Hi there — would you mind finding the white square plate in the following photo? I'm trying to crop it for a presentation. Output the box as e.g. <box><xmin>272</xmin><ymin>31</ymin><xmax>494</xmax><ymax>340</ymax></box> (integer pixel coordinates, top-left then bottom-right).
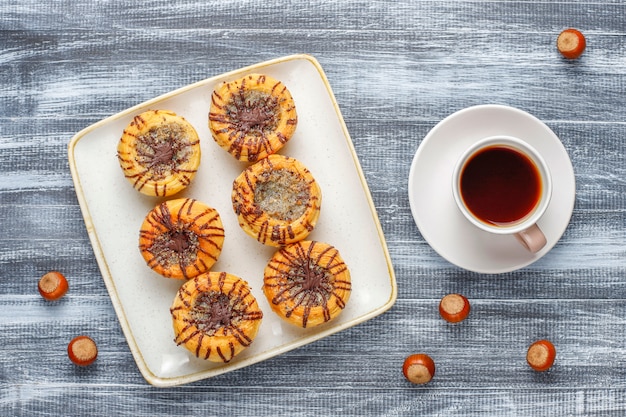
<box><xmin>68</xmin><ymin>54</ymin><xmax>397</xmax><ymax>387</ymax></box>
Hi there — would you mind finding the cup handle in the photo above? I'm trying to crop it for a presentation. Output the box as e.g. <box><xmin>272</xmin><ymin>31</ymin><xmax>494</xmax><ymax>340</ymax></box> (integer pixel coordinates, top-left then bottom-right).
<box><xmin>514</xmin><ymin>224</ymin><xmax>547</xmax><ymax>253</ymax></box>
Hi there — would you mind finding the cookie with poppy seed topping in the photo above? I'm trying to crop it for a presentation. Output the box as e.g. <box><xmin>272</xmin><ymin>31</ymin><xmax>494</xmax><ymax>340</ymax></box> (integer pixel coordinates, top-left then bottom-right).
<box><xmin>232</xmin><ymin>154</ymin><xmax>321</xmax><ymax>247</ymax></box>
<box><xmin>139</xmin><ymin>198</ymin><xmax>225</xmax><ymax>279</ymax></box>
<box><xmin>117</xmin><ymin>110</ymin><xmax>201</xmax><ymax>197</ymax></box>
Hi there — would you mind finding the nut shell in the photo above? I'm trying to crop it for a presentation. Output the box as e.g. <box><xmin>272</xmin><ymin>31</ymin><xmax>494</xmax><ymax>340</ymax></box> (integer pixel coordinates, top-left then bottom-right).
<box><xmin>403</xmin><ymin>354</ymin><xmax>436</xmax><ymax>385</ymax></box>
<box><xmin>439</xmin><ymin>293</ymin><xmax>471</xmax><ymax>323</ymax></box>
<box><xmin>38</xmin><ymin>271</ymin><xmax>69</xmax><ymax>301</ymax></box>
<box><xmin>68</xmin><ymin>336</ymin><xmax>98</xmax><ymax>366</ymax></box>
<box><xmin>526</xmin><ymin>339</ymin><xmax>556</xmax><ymax>372</ymax></box>
<box><xmin>557</xmin><ymin>28</ymin><xmax>586</xmax><ymax>59</ymax></box>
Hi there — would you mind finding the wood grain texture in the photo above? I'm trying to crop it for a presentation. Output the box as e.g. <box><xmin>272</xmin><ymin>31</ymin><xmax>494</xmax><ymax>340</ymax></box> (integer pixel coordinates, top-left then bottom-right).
<box><xmin>1</xmin><ymin>0</ymin><xmax>625</xmax><ymax>415</ymax></box>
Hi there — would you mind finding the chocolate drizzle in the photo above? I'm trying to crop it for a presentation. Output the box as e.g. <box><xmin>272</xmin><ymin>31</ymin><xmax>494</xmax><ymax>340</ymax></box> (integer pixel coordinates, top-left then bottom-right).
<box><xmin>191</xmin><ymin>292</ymin><xmax>234</xmax><ymax>334</ymax></box>
<box><xmin>225</xmin><ymin>87</ymin><xmax>279</xmax><ymax>161</ymax></box>
<box><xmin>231</xmin><ymin>155</ymin><xmax>321</xmax><ymax>247</ymax></box>
<box><xmin>151</xmin><ymin>141</ymin><xmax>175</xmax><ymax>166</ymax></box>
<box><xmin>208</xmin><ymin>74</ymin><xmax>297</xmax><ymax>162</ymax></box>
<box><xmin>264</xmin><ymin>241</ymin><xmax>351</xmax><ymax>328</ymax></box>
<box><xmin>135</xmin><ymin>123</ymin><xmax>195</xmax><ymax>179</ymax></box>
<box><xmin>164</xmin><ymin>229</ymin><xmax>193</xmax><ymax>253</ymax></box>
<box><xmin>170</xmin><ymin>272</ymin><xmax>264</xmax><ymax>362</ymax></box>
<box><xmin>144</xmin><ymin>201</ymin><xmax>200</xmax><ymax>275</ymax></box>
<box><xmin>232</xmin><ymin>96</ymin><xmax>277</xmax><ymax>132</ymax></box>
<box><xmin>117</xmin><ymin>110</ymin><xmax>201</xmax><ymax>197</ymax></box>
<box><xmin>139</xmin><ymin>198</ymin><xmax>225</xmax><ymax>279</ymax></box>
<box><xmin>274</xmin><ymin>244</ymin><xmax>334</xmax><ymax>313</ymax></box>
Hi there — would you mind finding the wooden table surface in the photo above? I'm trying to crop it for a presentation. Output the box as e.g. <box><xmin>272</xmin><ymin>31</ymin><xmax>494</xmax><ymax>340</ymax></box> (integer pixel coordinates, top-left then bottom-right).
<box><xmin>2</xmin><ymin>1</ymin><xmax>625</xmax><ymax>415</ymax></box>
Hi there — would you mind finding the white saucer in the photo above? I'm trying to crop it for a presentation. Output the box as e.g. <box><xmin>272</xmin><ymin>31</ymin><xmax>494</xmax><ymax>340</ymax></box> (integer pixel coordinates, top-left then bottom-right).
<box><xmin>408</xmin><ymin>104</ymin><xmax>575</xmax><ymax>274</ymax></box>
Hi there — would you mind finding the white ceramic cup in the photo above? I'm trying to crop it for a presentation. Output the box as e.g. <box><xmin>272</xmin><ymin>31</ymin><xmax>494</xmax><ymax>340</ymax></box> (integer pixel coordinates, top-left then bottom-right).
<box><xmin>452</xmin><ymin>135</ymin><xmax>552</xmax><ymax>253</ymax></box>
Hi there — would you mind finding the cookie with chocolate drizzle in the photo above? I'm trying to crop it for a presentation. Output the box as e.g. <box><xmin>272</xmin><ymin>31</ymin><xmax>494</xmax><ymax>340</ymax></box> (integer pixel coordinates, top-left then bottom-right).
<box><xmin>263</xmin><ymin>241</ymin><xmax>351</xmax><ymax>328</ymax></box>
<box><xmin>117</xmin><ymin>110</ymin><xmax>201</xmax><ymax>197</ymax></box>
<box><xmin>170</xmin><ymin>272</ymin><xmax>263</xmax><ymax>362</ymax></box>
<box><xmin>139</xmin><ymin>198</ymin><xmax>225</xmax><ymax>279</ymax></box>
<box><xmin>209</xmin><ymin>73</ymin><xmax>297</xmax><ymax>162</ymax></box>
<box><xmin>232</xmin><ymin>154</ymin><xmax>321</xmax><ymax>247</ymax></box>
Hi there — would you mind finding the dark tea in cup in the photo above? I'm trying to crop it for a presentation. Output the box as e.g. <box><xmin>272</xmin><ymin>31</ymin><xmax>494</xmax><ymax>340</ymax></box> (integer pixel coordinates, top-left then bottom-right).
<box><xmin>459</xmin><ymin>145</ymin><xmax>542</xmax><ymax>226</ymax></box>
<box><xmin>452</xmin><ymin>135</ymin><xmax>552</xmax><ymax>253</ymax></box>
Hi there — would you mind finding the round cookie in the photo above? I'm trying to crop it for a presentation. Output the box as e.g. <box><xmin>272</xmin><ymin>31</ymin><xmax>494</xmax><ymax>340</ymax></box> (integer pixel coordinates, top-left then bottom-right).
<box><xmin>170</xmin><ymin>272</ymin><xmax>263</xmax><ymax>362</ymax></box>
<box><xmin>209</xmin><ymin>73</ymin><xmax>297</xmax><ymax>162</ymax></box>
<box><xmin>139</xmin><ymin>198</ymin><xmax>225</xmax><ymax>279</ymax></box>
<box><xmin>231</xmin><ymin>154</ymin><xmax>321</xmax><ymax>247</ymax></box>
<box><xmin>117</xmin><ymin>109</ymin><xmax>201</xmax><ymax>197</ymax></box>
<box><xmin>263</xmin><ymin>241</ymin><xmax>351</xmax><ymax>328</ymax></box>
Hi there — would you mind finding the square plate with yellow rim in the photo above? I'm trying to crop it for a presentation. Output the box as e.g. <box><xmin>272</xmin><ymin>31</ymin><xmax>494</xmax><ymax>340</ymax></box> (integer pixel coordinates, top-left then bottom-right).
<box><xmin>68</xmin><ymin>54</ymin><xmax>397</xmax><ymax>387</ymax></box>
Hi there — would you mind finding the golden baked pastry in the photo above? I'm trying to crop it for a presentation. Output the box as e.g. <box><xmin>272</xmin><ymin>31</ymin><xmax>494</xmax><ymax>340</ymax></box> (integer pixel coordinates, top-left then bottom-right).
<box><xmin>263</xmin><ymin>241</ymin><xmax>351</xmax><ymax>328</ymax></box>
<box><xmin>170</xmin><ymin>271</ymin><xmax>263</xmax><ymax>362</ymax></box>
<box><xmin>117</xmin><ymin>110</ymin><xmax>201</xmax><ymax>197</ymax></box>
<box><xmin>209</xmin><ymin>73</ymin><xmax>297</xmax><ymax>162</ymax></box>
<box><xmin>139</xmin><ymin>198</ymin><xmax>225</xmax><ymax>279</ymax></box>
<box><xmin>232</xmin><ymin>154</ymin><xmax>321</xmax><ymax>247</ymax></box>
